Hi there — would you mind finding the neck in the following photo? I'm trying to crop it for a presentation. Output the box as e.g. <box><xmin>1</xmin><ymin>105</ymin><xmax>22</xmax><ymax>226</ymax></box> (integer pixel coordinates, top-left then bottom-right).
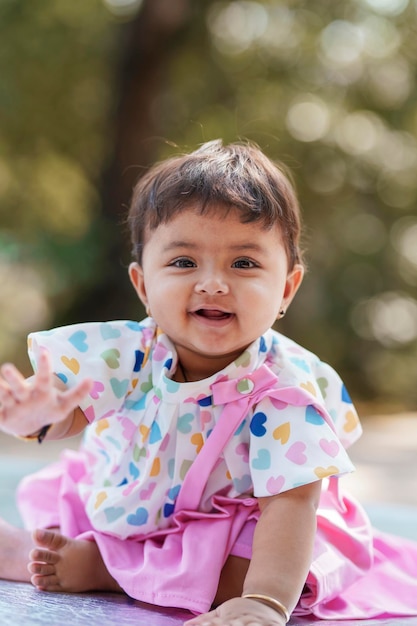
<box><xmin>175</xmin><ymin>346</ymin><xmax>249</xmax><ymax>383</ymax></box>
<box><xmin>177</xmin><ymin>361</ymin><xmax>189</xmax><ymax>383</ymax></box>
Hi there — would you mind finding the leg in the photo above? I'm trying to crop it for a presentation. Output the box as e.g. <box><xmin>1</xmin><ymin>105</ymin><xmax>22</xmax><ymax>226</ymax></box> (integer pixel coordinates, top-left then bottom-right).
<box><xmin>186</xmin><ymin>556</ymin><xmax>283</xmax><ymax>625</ymax></box>
<box><xmin>28</xmin><ymin>528</ymin><xmax>123</xmax><ymax>594</ymax></box>
<box><xmin>213</xmin><ymin>554</ymin><xmax>250</xmax><ymax>606</ymax></box>
<box><xmin>0</xmin><ymin>517</ymin><xmax>35</xmax><ymax>582</ymax></box>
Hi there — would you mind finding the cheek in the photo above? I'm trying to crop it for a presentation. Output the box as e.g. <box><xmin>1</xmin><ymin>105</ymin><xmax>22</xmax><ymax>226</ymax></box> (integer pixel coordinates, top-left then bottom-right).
<box><xmin>146</xmin><ymin>279</ymin><xmax>181</xmax><ymax>306</ymax></box>
<box><xmin>250</xmin><ymin>282</ymin><xmax>284</xmax><ymax>314</ymax></box>
<box><xmin>249</xmin><ymin>277</ymin><xmax>284</xmax><ymax>300</ymax></box>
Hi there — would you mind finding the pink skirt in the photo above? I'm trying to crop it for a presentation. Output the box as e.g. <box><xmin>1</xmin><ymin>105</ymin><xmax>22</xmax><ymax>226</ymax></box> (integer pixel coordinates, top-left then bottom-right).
<box><xmin>17</xmin><ymin>449</ymin><xmax>417</xmax><ymax>619</ymax></box>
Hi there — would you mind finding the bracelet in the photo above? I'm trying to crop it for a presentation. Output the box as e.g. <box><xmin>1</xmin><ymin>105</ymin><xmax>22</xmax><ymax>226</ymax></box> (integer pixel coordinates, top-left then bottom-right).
<box><xmin>18</xmin><ymin>424</ymin><xmax>52</xmax><ymax>444</ymax></box>
<box><xmin>242</xmin><ymin>593</ymin><xmax>290</xmax><ymax>623</ymax></box>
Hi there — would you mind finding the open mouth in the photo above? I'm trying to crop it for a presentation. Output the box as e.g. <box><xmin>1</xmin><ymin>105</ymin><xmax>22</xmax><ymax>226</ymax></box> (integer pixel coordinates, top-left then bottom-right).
<box><xmin>194</xmin><ymin>309</ymin><xmax>233</xmax><ymax>321</ymax></box>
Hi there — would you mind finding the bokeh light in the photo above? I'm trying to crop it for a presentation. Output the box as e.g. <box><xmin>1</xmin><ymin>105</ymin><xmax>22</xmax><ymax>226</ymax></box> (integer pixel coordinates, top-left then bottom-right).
<box><xmin>359</xmin><ymin>0</ymin><xmax>409</xmax><ymax>16</ymax></box>
<box><xmin>351</xmin><ymin>292</ymin><xmax>417</xmax><ymax>346</ymax></box>
<box><xmin>207</xmin><ymin>1</ymin><xmax>268</xmax><ymax>55</ymax></box>
<box><xmin>286</xmin><ymin>96</ymin><xmax>330</xmax><ymax>142</ymax></box>
<box><xmin>103</xmin><ymin>0</ymin><xmax>143</xmax><ymax>18</ymax></box>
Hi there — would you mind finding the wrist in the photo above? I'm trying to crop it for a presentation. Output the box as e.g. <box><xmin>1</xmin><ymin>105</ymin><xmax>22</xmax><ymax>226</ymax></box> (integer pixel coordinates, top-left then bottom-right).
<box><xmin>241</xmin><ymin>593</ymin><xmax>290</xmax><ymax>623</ymax></box>
<box><xmin>18</xmin><ymin>423</ymin><xmax>52</xmax><ymax>444</ymax></box>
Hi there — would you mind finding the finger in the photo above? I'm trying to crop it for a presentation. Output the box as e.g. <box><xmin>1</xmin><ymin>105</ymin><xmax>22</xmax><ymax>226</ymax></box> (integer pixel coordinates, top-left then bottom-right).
<box><xmin>0</xmin><ymin>377</ymin><xmax>13</xmax><ymax>402</ymax></box>
<box><xmin>184</xmin><ymin>611</ymin><xmax>222</xmax><ymax>625</ymax></box>
<box><xmin>32</xmin><ymin>350</ymin><xmax>54</xmax><ymax>393</ymax></box>
<box><xmin>0</xmin><ymin>363</ymin><xmax>31</xmax><ymax>402</ymax></box>
<box><xmin>0</xmin><ymin>382</ymin><xmax>19</xmax><ymax>411</ymax></box>
<box><xmin>57</xmin><ymin>378</ymin><xmax>93</xmax><ymax>414</ymax></box>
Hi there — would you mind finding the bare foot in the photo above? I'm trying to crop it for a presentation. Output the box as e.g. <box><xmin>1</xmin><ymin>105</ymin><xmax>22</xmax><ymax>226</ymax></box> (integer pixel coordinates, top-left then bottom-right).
<box><xmin>0</xmin><ymin>517</ymin><xmax>34</xmax><ymax>582</ymax></box>
<box><xmin>28</xmin><ymin>528</ymin><xmax>122</xmax><ymax>593</ymax></box>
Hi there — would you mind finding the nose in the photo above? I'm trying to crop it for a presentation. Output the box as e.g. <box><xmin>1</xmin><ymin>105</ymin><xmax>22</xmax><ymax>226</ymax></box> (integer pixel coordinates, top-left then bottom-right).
<box><xmin>195</xmin><ymin>272</ymin><xmax>229</xmax><ymax>295</ymax></box>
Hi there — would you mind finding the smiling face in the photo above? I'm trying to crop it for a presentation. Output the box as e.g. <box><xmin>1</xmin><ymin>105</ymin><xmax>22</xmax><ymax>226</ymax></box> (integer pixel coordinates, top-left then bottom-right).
<box><xmin>129</xmin><ymin>205</ymin><xmax>304</xmax><ymax>380</ymax></box>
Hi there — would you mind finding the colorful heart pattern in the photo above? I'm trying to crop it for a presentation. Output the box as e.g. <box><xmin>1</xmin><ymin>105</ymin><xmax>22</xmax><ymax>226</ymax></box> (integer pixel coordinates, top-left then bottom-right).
<box><xmin>28</xmin><ymin>319</ymin><xmax>360</xmax><ymax>536</ymax></box>
<box><xmin>250</xmin><ymin>412</ymin><xmax>267</xmax><ymax>437</ymax></box>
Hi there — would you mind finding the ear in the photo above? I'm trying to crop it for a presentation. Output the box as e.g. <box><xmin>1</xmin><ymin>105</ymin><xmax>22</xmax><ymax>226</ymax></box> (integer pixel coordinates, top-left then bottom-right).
<box><xmin>279</xmin><ymin>264</ymin><xmax>304</xmax><ymax>318</ymax></box>
<box><xmin>128</xmin><ymin>262</ymin><xmax>148</xmax><ymax>309</ymax></box>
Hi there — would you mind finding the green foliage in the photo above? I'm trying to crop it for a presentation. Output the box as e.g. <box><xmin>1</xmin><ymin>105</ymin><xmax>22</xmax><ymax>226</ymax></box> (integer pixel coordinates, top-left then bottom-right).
<box><xmin>0</xmin><ymin>0</ymin><xmax>117</xmax><ymax>371</ymax></box>
<box><xmin>1</xmin><ymin>0</ymin><xmax>417</xmax><ymax>406</ymax></box>
<box><xmin>154</xmin><ymin>0</ymin><xmax>417</xmax><ymax>406</ymax></box>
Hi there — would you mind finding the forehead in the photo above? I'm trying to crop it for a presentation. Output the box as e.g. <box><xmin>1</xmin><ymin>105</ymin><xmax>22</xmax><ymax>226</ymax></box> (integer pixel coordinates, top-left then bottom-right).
<box><xmin>142</xmin><ymin>205</ymin><xmax>285</xmax><ymax>254</ymax></box>
<box><xmin>144</xmin><ymin>203</ymin><xmax>283</xmax><ymax>241</ymax></box>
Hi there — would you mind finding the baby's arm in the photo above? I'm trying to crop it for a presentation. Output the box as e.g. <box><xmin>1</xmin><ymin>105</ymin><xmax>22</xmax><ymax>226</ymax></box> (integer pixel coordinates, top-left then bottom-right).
<box><xmin>243</xmin><ymin>480</ymin><xmax>321</xmax><ymax>611</ymax></box>
<box><xmin>0</xmin><ymin>349</ymin><xmax>92</xmax><ymax>441</ymax></box>
<box><xmin>185</xmin><ymin>479</ymin><xmax>321</xmax><ymax>626</ymax></box>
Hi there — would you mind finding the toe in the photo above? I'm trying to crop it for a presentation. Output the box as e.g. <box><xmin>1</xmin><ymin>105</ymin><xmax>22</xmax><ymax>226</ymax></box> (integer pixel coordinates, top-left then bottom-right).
<box><xmin>29</xmin><ymin>547</ymin><xmax>59</xmax><ymax>564</ymax></box>
<box><xmin>32</xmin><ymin>528</ymin><xmax>67</xmax><ymax>551</ymax></box>
<box><xmin>31</xmin><ymin>573</ymin><xmax>62</xmax><ymax>592</ymax></box>
<box><xmin>28</xmin><ymin>561</ymin><xmax>56</xmax><ymax>576</ymax></box>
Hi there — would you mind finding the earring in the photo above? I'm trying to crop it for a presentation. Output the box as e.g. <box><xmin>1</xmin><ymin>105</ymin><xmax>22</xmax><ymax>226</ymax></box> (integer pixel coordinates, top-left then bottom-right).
<box><xmin>146</xmin><ymin>305</ymin><xmax>152</xmax><ymax>317</ymax></box>
<box><xmin>279</xmin><ymin>309</ymin><xmax>286</xmax><ymax>318</ymax></box>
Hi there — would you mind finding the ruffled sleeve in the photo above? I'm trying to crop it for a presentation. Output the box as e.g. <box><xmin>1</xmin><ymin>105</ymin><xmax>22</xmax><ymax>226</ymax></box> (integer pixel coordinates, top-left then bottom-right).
<box><xmin>311</xmin><ymin>359</ymin><xmax>362</xmax><ymax>450</ymax></box>
<box><xmin>248</xmin><ymin>340</ymin><xmax>362</xmax><ymax>498</ymax></box>
<box><xmin>27</xmin><ymin>320</ymin><xmax>151</xmax><ymax>423</ymax></box>
<box><xmin>248</xmin><ymin>393</ymin><xmax>357</xmax><ymax>497</ymax></box>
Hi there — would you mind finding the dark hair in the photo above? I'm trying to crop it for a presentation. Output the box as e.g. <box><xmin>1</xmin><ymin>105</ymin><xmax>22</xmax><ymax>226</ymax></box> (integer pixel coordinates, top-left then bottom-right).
<box><xmin>128</xmin><ymin>139</ymin><xmax>303</xmax><ymax>269</ymax></box>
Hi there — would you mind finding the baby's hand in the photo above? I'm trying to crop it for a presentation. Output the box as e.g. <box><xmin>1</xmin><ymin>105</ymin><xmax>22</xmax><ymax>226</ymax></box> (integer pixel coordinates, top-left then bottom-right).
<box><xmin>184</xmin><ymin>597</ymin><xmax>287</xmax><ymax>626</ymax></box>
<box><xmin>0</xmin><ymin>349</ymin><xmax>92</xmax><ymax>438</ymax></box>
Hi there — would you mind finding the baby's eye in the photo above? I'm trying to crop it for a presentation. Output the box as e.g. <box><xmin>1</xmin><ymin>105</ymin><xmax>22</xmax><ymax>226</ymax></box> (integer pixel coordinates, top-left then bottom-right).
<box><xmin>232</xmin><ymin>258</ymin><xmax>258</xmax><ymax>269</ymax></box>
<box><xmin>170</xmin><ymin>257</ymin><xmax>196</xmax><ymax>268</ymax></box>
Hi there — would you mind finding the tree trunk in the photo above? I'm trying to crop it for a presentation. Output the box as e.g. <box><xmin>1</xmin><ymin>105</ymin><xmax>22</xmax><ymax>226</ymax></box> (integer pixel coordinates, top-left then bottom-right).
<box><xmin>63</xmin><ymin>0</ymin><xmax>192</xmax><ymax>324</ymax></box>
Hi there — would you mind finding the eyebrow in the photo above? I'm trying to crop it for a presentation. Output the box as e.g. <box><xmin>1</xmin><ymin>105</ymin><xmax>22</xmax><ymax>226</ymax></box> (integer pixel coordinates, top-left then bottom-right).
<box><xmin>162</xmin><ymin>241</ymin><xmax>196</xmax><ymax>251</ymax></box>
<box><xmin>230</xmin><ymin>243</ymin><xmax>265</xmax><ymax>252</ymax></box>
<box><xmin>162</xmin><ymin>241</ymin><xmax>265</xmax><ymax>253</ymax></box>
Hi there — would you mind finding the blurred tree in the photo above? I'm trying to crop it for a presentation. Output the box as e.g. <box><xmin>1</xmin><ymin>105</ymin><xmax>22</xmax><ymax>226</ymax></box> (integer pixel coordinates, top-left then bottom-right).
<box><xmin>60</xmin><ymin>0</ymin><xmax>193</xmax><ymax>324</ymax></box>
<box><xmin>1</xmin><ymin>0</ymin><xmax>416</xmax><ymax>408</ymax></box>
<box><xmin>0</xmin><ymin>0</ymin><xmax>115</xmax><ymax>368</ymax></box>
